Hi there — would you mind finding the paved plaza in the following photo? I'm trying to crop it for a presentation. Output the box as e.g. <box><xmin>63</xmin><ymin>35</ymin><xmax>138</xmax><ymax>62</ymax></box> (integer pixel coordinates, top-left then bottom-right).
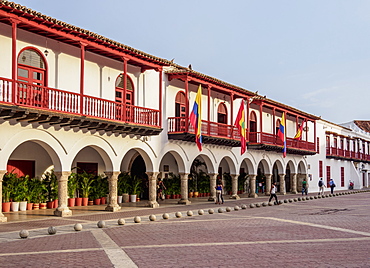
<box><xmin>0</xmin><ymin>191</ymin><xmax>369</xmax><ymax>267</ymax></box>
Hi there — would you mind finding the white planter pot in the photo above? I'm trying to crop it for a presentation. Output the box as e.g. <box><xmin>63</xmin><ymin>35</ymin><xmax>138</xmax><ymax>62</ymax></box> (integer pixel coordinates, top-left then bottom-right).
<box><xmin>130</xmin><ymin>194</ymin><xmax>137</xmax><ymax>202</ymax></box>
<box><xmin>117</xmin><ymin>195</ymin><xmax>123</xmax><ymax>204</ymax></box>
<box><xmin>19</xmin><ymin>201</ymin><xmax>27</xmax><ymax>211</ymax></box>
<box><xmin>11</xmin><ymin>201</ymin><xmax>19</xmax><ymax>212</ymax></box>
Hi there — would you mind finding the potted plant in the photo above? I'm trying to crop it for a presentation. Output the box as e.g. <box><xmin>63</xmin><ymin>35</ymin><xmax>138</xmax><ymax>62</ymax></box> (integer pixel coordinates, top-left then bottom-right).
<box><xmin>67</xmin><ymin>172</ymin><xmax>78</xmax><ymax>207</ymax></box>
<box><xmin>79</xmin><ymin>172</ymin><xmax>93</xmax><ymax>206</ymax></box>
<box><xmin>100</xmin><ymin>175</ymin><xmax>108</xmax><ymax>204</ymax></box>
<box><xmin>2</xmin><ymin>174</ymin><xmax>11</xmax><ymax>213</ymax></box>
<box><xmin>130</xmin><ymin>176</ymin><xmax>142</xmax><ymax>202</ymax></box>
<box><xmin>118</xmin><ymin>172</ymin><xmax>131</xmax><ymax>203</ymax></box>
<box><xmin>18</xmin><ymin>176</ymin><xmax>28</xmax><ymax>211</ymax></box>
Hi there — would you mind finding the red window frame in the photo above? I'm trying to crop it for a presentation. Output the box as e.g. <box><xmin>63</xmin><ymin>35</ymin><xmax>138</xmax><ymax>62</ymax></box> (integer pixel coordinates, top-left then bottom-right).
<box><xmin>319</xmin><ymin>161</ymin><xmax>323</xmax><ymax>178</ymax></box>
<box><xmin>326</xmin><ymin>166</ymin><xmax>331</xmax><ymax>186</ymax></box>
<box><xmin>340</xmin><ymin>167</ymin><xmax>344</xmax><ymax>187</ymax></box>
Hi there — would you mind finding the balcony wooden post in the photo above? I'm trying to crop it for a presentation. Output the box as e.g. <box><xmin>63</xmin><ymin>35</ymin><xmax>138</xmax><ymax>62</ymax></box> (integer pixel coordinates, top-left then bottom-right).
<box><xmin>79</xmin><ymin>42</ymin><xmax>87</xmax><ymax>114</ymax></box>
<box><xmin>122</xmin><ymin>57</ymin><xmax>129</xmax><ymax>122</ymax></box>
<box><xmin>230</xmin><ymin>92</ymin><xmax>234</xmax><ymax>127</ymax></box>
<box><xmin>158</xmin><ymin>67</ymin><xmax>163</xmax><ymax>127</ymax></box>
<box><xmin>10</xmin><ymin>18</ymin><xmax>19</xmax><ymax>104</ymax></box>
<box><xmin>185</xmin><ymin>77</ymin><xmax>189</xmax><ymax>132</ymax></box>
<box><xmin>207</xmin><ymin>85</ymin><xmax>211</xmax><ymax>136</ymax></box>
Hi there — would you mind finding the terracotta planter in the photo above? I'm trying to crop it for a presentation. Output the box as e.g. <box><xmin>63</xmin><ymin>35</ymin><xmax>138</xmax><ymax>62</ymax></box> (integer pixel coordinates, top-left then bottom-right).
<box><xmin>82</xmin><ymin>198</ymin><xmax>89</xmax><ymax>206</ymax></box>
<box><xmin>88</xmin><ymin>200</ymin><xmax>94</xmax><ymax>206</ymax></box>
<box><xmin>75</xmin><ymin>197</ymin><xmax>82</xmax><ymax>206</ymax></box>
<box><xmin>54</xmin><ymin>199</ymin><xmax>58</xmax><ymax>208</ymax></box>
<box><xmin>100</xmin><ymin>197</ymin><xmax>106</xmax><ymax>204</ymax></box>
<box><xmin>166</xmin><ymin>194</ymin><xmax>171</xmax><ymax>199</ymax></box>
<box><xmin>33</xmin><ymin>203</ymin><xmax>40</xmax><ymax>210</ymax></box>
<box><xmin>40</xmin><ymin>203</ymin><xmax>47</xmax><ymax>209</ymax></box>
<box><xmin>47</xmin><ymin>201</ymin><xmax>54</xmax><ymax>209</ymax></box>
<box><xmin>26</xmin><ymin>203</ymin><xmax>33</xmax><ymax>210</ymax></box>
<box><xmin>188</xmin><ymin>192</ymin><xmax>194</xmax><ymax>198</ymax></box>
<box><xmin>94</xmin><ymin>198</ymin><xmax>101</xmax><ymax>205</ymax></box>
<box><xmin>136</xmin><ymin>197</ymin><xmax>140</xmax><ymax>202</ymax></box>
<box><xmin>193</xmin><ymin>192</ymin><xmax>199</xmax><ymax>198</ymax></box>
<box><xmin>68</xmin><ymin>198</ymin><xmax>75</xmax><ymax>207</ymax></box>
<box><xmin>122</xmin><ymin>194</ymin><xmax>129</xmax><ymax>203</ymax></box>
<box><xmin>2</xmin><ymin>202</ymin><xmax>11</xmax><ymax>212</ymax></box>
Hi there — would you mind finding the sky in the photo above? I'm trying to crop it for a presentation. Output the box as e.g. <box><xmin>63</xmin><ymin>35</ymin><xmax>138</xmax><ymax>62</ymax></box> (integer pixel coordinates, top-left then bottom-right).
<box><xmin>13</xmin><ymin>0</ymin><xmax>370</xmax><ymax>124</ymax></box>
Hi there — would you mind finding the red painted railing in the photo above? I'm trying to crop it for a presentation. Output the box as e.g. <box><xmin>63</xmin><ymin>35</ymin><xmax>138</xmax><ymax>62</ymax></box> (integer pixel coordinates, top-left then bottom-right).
<box><xmin>0</xmin><ymin>77</ymin><xmax>159</xmax><ymax>127</ymax></box>
<box><xmin>249</xmin><ymin>132</ymin><xmax>315</xmax><ymax>151</ymax></box>
<box><xmin>327</xmin><ymin>146</ymin><xmax>370</xmax><ymax>162</ymax></box>
<box><xmin>168</xmin><ymin>117</ymin><xmax>241</xmax><ymax>140</ymax></box>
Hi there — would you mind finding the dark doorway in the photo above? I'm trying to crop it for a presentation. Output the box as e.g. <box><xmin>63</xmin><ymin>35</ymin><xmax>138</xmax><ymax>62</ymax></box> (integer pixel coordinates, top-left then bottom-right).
<box><xmin>131</xmin><ymin>155</ymin><xmax>149</xmax><ymax>200</ymax></box>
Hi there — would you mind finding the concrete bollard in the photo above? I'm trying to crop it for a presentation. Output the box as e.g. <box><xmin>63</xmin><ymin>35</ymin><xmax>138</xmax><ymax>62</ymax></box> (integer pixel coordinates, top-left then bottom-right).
<box><xmin>118</xmin><ymin>218</ymin><xmax>125</xmax><ymax>225</ymax></box>
<box><xmin>198</xmin><ymin>209</ymin><xmax>204</xmax><ymax>215</ymax></box>
<box><xmin>187</xmin><ymin>211</ymin><xmax>193</xmax><ymax>216</ymax></box>
<box><xmin>19</xmin><ymin>230</ymin><xmax>29</xmax><ymax>239</ymax></box>
<box><xmin>175</xmin><ymin>212</ymin><xmax>182</xmax><ymax>218</ymax></box>
<box><xmin>97</xmin><ymin>221</ymin><xmax>106</xmax><ymax>228</ymax></box>
<box><xmin>149</xmin><ymin>215</ymin><xmax>156</xmax><ymax>221</ymax></box>
<box><xmin>74</xmin><ymin>223</ymin><xmax>83</xmax><ymax>231</ymax></box>
<box><xmin>163</xmin><ymin>213</ymin><xmax>169</xmax><ymax>219</ymax></box>
<box><xmin>134</xmin><ymin>216</ymin><xmax>141</xmax><ymax>223</ymax></box>
<box><xmin>48</xmin><ymin>226</ymin><xmax>57</xmax><ymax>235</ymax></box>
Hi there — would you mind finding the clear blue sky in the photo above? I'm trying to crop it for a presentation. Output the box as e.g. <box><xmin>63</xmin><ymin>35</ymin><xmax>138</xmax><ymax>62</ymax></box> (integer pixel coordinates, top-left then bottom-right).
<box><xmin>14</xmin><ymin>0</ymin><xmax>370</xmax><ymax>124</ymax></box>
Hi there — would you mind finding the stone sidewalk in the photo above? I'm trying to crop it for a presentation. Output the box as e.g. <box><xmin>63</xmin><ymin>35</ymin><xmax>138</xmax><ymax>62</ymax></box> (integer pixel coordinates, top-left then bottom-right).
<box><xmin>0</xmin><ymin>190</ymin><xmax>369</xmax><ymax>267</ymax></box>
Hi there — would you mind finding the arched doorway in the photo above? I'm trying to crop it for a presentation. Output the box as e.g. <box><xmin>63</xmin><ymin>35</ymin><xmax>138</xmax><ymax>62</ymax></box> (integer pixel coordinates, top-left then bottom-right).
<box><xmin>130</xmin><ymin>155</ymin><xmax>149</xmax><ymax>200</ymax></box>
<box><xmin>285</xmin><ymin>165</ymin><xmax>291</xmax><ymax>192</ymax></box>
<box><xmin>17</xmin><ymin>47</ymin><xmax>47</xmax><ymax>106</ymax></box>
<box><xmin>175</xmin><ymin>91</ymin><xmax>186</xmax><ymax>131</ymax></box>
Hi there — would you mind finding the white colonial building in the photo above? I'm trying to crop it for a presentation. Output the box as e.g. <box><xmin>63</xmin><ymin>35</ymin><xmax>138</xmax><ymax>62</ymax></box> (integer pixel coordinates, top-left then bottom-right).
<box><xmin>0</xmin><ymin>1</ymin><xmax>368</xmax><ymax>222</ymax></box>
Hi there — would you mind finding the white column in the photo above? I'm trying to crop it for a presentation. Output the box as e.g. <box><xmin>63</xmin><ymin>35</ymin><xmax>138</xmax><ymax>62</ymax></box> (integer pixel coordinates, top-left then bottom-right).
<box><xmin>249</xmin><ymin>174</ymin><xmax>258</xmax><ymax>198</ymax></box>
<box><xmin>208</xmin><ymin>173</ymin><xmax>217</xmax><ymax>201</ymax></box>
<box><xmin>146</xmin><ymin>172</ymin><xmax>159</xmax><ymax>208</ymax></box>
<box><xmin>279</xmin><ymin>174</ymin><xmax>286</xmax><ymax>195</ymax></box>
<box><xmin>291</xmin><ymin>173</ymin><xmax>298</xmax><ymax>194</ymax></box>
<box><xmin>178</xmin><ymin>173</ymin><xmax>191</xmax><ymax>205</ymax></box>
<box><xmin>0</xmin><ymin>170</ymin><xmax>7</xmax><ymax>222</ymax></box>
<box><xmin>231</xmin><ymin>174</ymin><xmax>240</xmax><ymax>199</ymax></box>
<box><xmin>265</xmin><ymin>174</ymin><xmax>272</xmax><ymax>196</ymax></box>
<box><xmin>105</xmin><ymin>171</ymin><xmax>121</xmax><ymax>212</ymax></box>
<box><xmin>54</xmin><ymin>171</ymin><xmax>73</xmax><ymax>217</ymax></box>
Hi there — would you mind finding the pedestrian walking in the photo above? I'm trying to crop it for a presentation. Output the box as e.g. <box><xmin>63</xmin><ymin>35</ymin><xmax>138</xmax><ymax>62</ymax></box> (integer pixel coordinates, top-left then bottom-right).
<box><xmin>268</xmin><ymin>182</ymin><xmax>279</xmax><ymax>204</ymax></box>
<box><xmin>157</xmin><ymin>179</ymin><xmax>166</xmax><ymax>201</ymax></box>
<box><xmin>318</xmin><ymin>178</ymin><xmax>325</xmax><ymax>195</ymax></box>
<box><xmin>329</xmin><ymin>179</ymin><xmax>336</xmax><ymax>194</ymax></box>
<box><xmin>215</xmin><ymin>180</ymin><xmax>224</xmax><ymax>204</ymax></box>
<box><xmin>302</xmin><ymin>178</ymin><xmax>308</xmax><ymax>195</ymax></box>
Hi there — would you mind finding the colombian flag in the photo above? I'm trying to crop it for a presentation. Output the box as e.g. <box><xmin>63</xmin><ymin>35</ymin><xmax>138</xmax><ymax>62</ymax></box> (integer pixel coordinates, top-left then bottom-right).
<box><xmin>277</xmin><ymin>112</ymin><xmax>287</xmax><ymax>157</ymax></box>
<box><xmin>189</xmin><ymin>85</ymin><xmax>202</xmax><ymax>151</ymax></box>
<box><xmin>294</xmin><ymin>120</ymin><xmax>305</xmax><ymax>140</ymax></box>
<box><xmin>234</xmin><ymin>99</ymin><xmax>246</xmax><ymax>154</ymax></box>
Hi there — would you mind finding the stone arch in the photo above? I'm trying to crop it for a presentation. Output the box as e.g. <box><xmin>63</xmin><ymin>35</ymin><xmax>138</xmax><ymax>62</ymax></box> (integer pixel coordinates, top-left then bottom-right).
<box><xmin>68</xmin><ymin>136</ymin><xmax>115</xmax><ymax>172</ymax></box>
<box><xmin>158</xmin><ymin>150</ymin><xmax>186</xmax><ymax>176</ymax></box>
<box><xmin>120</xmin><ymin>148</ymin><xmax>154</xmax><ymax>173</ymax></box>
<box><xmin>0</xmin><ymin>129</ymin><xmax>64</xmax><ymax>172</ymax></box>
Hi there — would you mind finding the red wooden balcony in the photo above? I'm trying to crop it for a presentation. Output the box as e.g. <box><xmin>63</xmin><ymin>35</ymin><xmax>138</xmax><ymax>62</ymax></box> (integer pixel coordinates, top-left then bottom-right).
<box><xmin>168</xmin><ymin>117</ymin><xmax>242</xmax><ymax>146</ymax></box>
<box><xmin>326</xmin><ymin>146</ymin><xmax>370</xmax><ymax>162</ymax></box>
<box><xmin>248</xmin><ymin>132</ymin><xmax>316</xmax><ymax>155</ymax></box>
<box><xmin>0</xmin><ymin>77</ymin><xmax>161</xmax><ymax>135</ymax></box>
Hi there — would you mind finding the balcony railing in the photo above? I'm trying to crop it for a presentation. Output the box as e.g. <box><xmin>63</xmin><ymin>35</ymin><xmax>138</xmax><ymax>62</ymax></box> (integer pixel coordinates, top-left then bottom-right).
<box><xmin>326</xmin><ymin>147</ymin><xmax>370</xmax><ymax>162</ymax></box>
<box><xmin>0</xmin><ymin>77</ymin><xmax>159</xmax><ymax>128</ymax></box>
<box><xmin>249</xmin><ymin>132</ymin><xmax>315</xmax><ymax>151</ymax></box>
<box><xmin>168</xmin><ymin>117</ymin><xmax>241</xmax><ymax>140</ymax></box>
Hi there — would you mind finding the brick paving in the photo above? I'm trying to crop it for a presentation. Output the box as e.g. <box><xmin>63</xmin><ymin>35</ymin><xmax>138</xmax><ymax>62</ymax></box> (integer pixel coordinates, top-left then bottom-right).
<box><xmin>0</xmin><ymin>191</ymin><xmax>369</xmax><ymax>267</ymax></box>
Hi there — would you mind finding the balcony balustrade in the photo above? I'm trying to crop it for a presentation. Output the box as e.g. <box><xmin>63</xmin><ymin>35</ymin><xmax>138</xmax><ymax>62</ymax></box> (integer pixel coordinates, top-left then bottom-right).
<box><xmin>0</xmin><ymin>77</ymin><xmax>160</xmax><ymax>133</ymax></box>
<box><xmin>326</xmin><ymin>146</ymin><xmax>370</xmax><ymax>162</ymax></box>
<box><xmin>168</xmin><ymin>117</ymin><xmax>241</xmax><ymax>146</ymax></box>
<box><xmin>248</xmin><ymin>131</ymin><xmax>316</xmax><ymax>154</ymax></box>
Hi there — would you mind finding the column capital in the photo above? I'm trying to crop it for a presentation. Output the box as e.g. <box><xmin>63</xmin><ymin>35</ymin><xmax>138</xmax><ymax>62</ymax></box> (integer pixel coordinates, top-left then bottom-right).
<box><xmin>146</xmin><ymin>171</ymin><xmax>160</xmax><ymax>179</ymax></box>
<box><xmin>54</xmin><ymin>171</ymin><xmax>71</xmax><ymax>182</ymax></box>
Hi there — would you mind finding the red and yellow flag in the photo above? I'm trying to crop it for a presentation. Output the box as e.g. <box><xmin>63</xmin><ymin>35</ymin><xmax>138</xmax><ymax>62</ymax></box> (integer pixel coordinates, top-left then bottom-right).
<box><xmin>234</xmin><ymin>99</ymin><xmax>246</xmax><ymax>154</ymax></box>
<box><xmin>189</xmin><ymin>85</ymin><xmax>202</xmax><ymax>151</ymax></box>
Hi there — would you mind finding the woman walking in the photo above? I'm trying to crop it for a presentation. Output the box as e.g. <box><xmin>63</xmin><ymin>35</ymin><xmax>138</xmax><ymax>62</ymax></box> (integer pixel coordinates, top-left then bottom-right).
<box><xmin>269</xmin><ymin>182</ymin><xmax>279</xmax><ymax>205</ymax></box>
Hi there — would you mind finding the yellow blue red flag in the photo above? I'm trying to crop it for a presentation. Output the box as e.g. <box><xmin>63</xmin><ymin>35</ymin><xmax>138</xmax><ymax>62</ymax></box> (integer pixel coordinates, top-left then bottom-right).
<box><xmin>189</xmin><ymin>85</ymin><xmax>202</xmax><ymax>151</ymax></box>
<box><xmin>277</xmin><ymin>112</ymin><xmax>287</xmax><ymax>157</ymax></box>
<box><xmin>234</xmin><ymin>99</ymin><xmax>246</xmax><ymax>154</ymax></box>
